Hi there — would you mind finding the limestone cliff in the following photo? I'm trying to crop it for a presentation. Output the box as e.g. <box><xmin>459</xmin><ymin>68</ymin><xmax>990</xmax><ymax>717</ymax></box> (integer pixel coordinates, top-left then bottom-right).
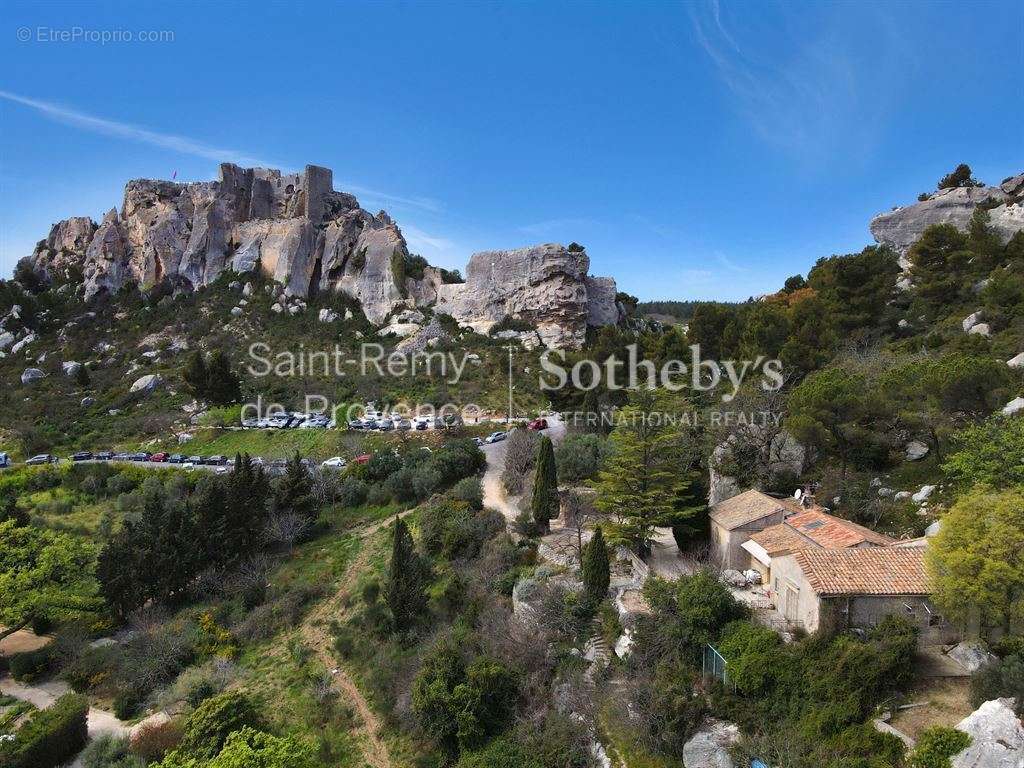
<box><xmin>871</xmin><ymin>172</ymin><xmax>1024</xmax><ymax>257</ymax></box>
<box><xmin>23</xmin><ymin>164</ymin><xmax>622</xmax><ymax>347</ymax></box>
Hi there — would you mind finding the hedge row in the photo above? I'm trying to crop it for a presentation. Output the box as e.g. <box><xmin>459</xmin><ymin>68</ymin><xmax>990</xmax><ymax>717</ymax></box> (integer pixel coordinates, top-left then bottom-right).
<box><xmin>0</xmin><ymin>693</ymin><xmax>88</xmax><ymax>768</ymax></box>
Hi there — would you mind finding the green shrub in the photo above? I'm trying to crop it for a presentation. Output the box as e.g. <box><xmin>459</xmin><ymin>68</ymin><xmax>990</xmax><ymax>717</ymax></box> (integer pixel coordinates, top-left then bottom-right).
<box><xmin>0</xmin><ymin>692</ymin><xmax>88</xmax><ymax>768</ymax></box>
<box><xmin>554</xmin><ymin>434</ymin><xmax>609</xmax><ymax>484</ymax></box>
<box><xmin>80</xmin><ymin>734</ymin><xmax>145</xmax><ymax>768</ymax></box>
<box><xmin>336</xmin><ymin>477</ymin><xmax>368</xmax><ymax>508</ymax></box>
<box><xmin>174</xmin><ymin>691</ymin><xmax>264</xmax><ymax>760</ymax></box>
<box><xmin>970</xmin><ymin>655</ymin><xmax>1024</xmax><ymax>714</ymax></box>
<box><xmin>8</xmin><ymin>646</ymin><xmax>53</xmax><ymax>683</ymax></box>
<box><xmin>907</xmin><ymin>726</ymin><xmax>971</xmax><ymax>768</ymax></box>
<box><xmin>456</xmin><ymin>738</ymin><xmax>542</xmax><ymax>768</ymax></box>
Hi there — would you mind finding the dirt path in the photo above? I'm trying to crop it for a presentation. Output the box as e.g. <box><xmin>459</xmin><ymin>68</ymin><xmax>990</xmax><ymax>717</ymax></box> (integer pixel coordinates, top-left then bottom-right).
<box><xmin>299</xmin><ymin>527</ymin><xmax>395</xmax><ymax>768</ymax></box>
<box><xmin>0</xmin><ymin>676</ymin><xmax>129</xmax><ymax>739</ymax></box>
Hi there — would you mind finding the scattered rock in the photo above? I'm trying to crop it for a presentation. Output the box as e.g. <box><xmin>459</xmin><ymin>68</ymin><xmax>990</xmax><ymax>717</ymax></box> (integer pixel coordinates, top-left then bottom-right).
<box><xmin>271</xmin><ymin>302</ymin><xmax>284</xmax><ymax>314</ymax></box>
<box><xmin>228</xmin><ymin>280</ymin><xmax>241</xmax><ymax>291</ymax></box>
<box><xmin>1003</xmin><ymin>397</ymin><xmax>1024</xmax><ymax>417</ymax></box>
<box><xmin>81</xmin><ymin>396</ymin><xmax>96</xmax><ymax>407</ymax></box>
<box><xmin>962</xmin><ymin>311</ymin><xmax>984</xmax><ymax>332</ymax></box>
<box><xmin>721</xmin><ymin>570</ymin><xmax>747</xmax><ymax>588</ymax></box>
<box><xmin>288</xmin><ymin>304</ymin><xmax>302</xmax><ymax>316</ymax></box>
<box><xmin>925</xmin><ymin>520</ymin><xmax>942</xmax><ymax>537</ymax></box>
<box><xmin>21</xmin><ymin>367</ymin><xmax>46</xmax><ymax>384</ymax></box>
<box><xmin>897</xmin><ymin>318</ymin><xmax>911</xmax><ymax>330</ymax></box>
<box><xmin>948</xmin><ymin>641</ymin><xmax>997</xmax><ymax>674</ymax></box>
<box><xmin>878</xmin><ymin>487</ymin><xmax>894</xmax><ymax>497</ymax></box>
<box><xmin>905</xmin><ymin>440</ymin><xmax>930</xmax><ymax>461</ymax></box>
<box><xmin>177</xmin><ymin>433</ymin><xmax>194</xmax><ymax>444</ymax></box>
<box><xmin>894</xmin><ymin>491</ymin><xmax>912</xmax><ymax>501</ymax></box>
<box><xmin>130</xmin><ymin>373</ymin><xmax>163</xmax><ymax>395</ymax></box>
<box><xmin>912</xmin><ymin>485</ymin><xmax>936</xmax><ymax>503</ymax></box>
<box><xmin>0</xmin><ymin>331</ymin><xmax>14</xmax><ymax>352</ymax></box>
<box><xmin>318</xmin><ymin>308</ymin><xmax>339</xmax><ymax>323</ymax></box>
<box><xmin>61</xmin><ymin>361</ymin><xmax>82</xmax><ymax>377</ymax></box>
<box><xmin>682</xmin><ymin>720</ymin><xmax>739</xmax><ymax>768</ymax></box>
<box><xmin>11</xmin><ymin>333</ymin><xmax>36</xmax><ymax>355</ymax></box>
<box><xmin>952</xmin><ymin>698</ymin><xmax>1024</xmax><ymax>768</ymax></box>
<box><xmin>968</xmin><ymin>323</ymin><xmax>991</xmax><ymax>337</ymax></box>
<box><xmin>230</xmin><ymin>306</ymin><xmax>243</xmax><ymax>317</ymax></box>
<box><xmin>1007</xmin><ymin>352</ymin><xmax>1024</xmax><ymax>369</ymax></box>
<box><xmin>379</xmin><ymin>322</ymin><xmax>422</xmax><ymax>338</ymax></box>
<box><xmin>242</xmin><ymin>282</ymin><xmax>253</xmax><ymax>297</ymax></box>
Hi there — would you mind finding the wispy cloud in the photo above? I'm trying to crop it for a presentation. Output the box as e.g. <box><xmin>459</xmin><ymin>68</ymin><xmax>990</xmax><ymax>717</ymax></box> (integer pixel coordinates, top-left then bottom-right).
<box><xmin>714</xmin><ymin>251</ymin><xmax>747</xmax><ymax>273</ymax></box>
<box><xmin>0</xmin><ymin>89</ymin><xmax>276</xmax><ymax>167</ymax></box>
<box><xmin>518</xmin><ymin>217</ymin><xmax>595</xmax><ymax>238</ymax></box>
<box><xmin>402</xmin><ymin>223</ymin><xmax>457</xmax><ymax>254</ymax></box>
<box><xmin>0</xmin><ymin>89</ymin><xmax>442</xmax><ymax>213</ymax></box>
<box><xmin>687</xmin><ymin>0</ymin><xmax>906</xmax><ymax>159</ymax></box>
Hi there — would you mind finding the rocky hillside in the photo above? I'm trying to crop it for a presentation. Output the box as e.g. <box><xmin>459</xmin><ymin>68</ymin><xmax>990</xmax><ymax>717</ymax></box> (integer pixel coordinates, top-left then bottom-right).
<box><xmin>22</xmin><ymin>163</ymin><xmax>624</xmax><ymax>349</ymax></box>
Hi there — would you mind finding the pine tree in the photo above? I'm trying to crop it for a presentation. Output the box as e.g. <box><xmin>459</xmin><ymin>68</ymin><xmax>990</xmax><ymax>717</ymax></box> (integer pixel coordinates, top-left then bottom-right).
<box><xmin>275</xmin><ymin>453</ymin><xmax>316</xmax><ymax>524</ymax></box>
<box><xmin>593</xmin><ymin>389</ymin><xmax>690</xmax><ymax>556</ymax></box>
<box><xmin>582</xmin><ymin>525</ymin><xmax>610</xmax><ymax>603</ymax></box>
<box><xmin>530</xmin><ymin>435</ymin><xmax>559</xmax><ymax>535</ymax></box>
<box><xmin>670</xmin><ymin>470</ymin><xmax>708</xmax><ymax>552</ymax></box>
<box><xmin>387</xmin><ymin>517</ymin><xmax>428</xmax><ymax>633</ymax></box>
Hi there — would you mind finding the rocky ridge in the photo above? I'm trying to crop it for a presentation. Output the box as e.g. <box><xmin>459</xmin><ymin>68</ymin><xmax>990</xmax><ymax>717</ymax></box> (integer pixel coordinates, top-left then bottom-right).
<box><xmin>871</xmin><ymin>172</ymin><xmax>1024</xmax><ymax>258</ymax></box>
<box><xmin>24</xmin><ymin>164</ymin><xmax>623</xmax><ymax>349</ymax></box>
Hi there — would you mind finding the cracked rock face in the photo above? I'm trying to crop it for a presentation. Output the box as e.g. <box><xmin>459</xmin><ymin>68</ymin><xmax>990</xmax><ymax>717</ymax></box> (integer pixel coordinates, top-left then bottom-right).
<box><xmin>24</xmin><ymin>164</ymin><xmax>622</xmax><ymax>348</ymax></box>
<box><xmin>870</xmin><ymin>173</ymin><xmax>1024</xmax><ymax>255</ymax></box>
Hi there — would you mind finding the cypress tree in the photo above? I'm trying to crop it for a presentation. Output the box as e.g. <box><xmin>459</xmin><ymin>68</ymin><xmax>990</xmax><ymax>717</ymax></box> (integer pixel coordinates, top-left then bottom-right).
<box><xmin>205</xmin><ymin>350</ymin><xmax>242</xmax><ymax>404</ymax></box>
<box><xmin>582</xmin><ymin>525</ymin><xmax>610</xmax><ymax>603</ymax></box>
<box><xmin>387</xmin><ymin>517</ymin><xmax>428</xmax><ymax>633</ymax></box>
<box><xmin>530</xmin><ymin>435</ymin><xmax>559</xmax><ymax>535</ymax></box>
<box><xmin>183</xmin><ymin>351</ymin><xmax>208</xmax><ymax>399</ymax></box>
<box><xmin>275</xmin><ymin>452</ymin><xmax>316</xmax><ymax>523</ymax></box>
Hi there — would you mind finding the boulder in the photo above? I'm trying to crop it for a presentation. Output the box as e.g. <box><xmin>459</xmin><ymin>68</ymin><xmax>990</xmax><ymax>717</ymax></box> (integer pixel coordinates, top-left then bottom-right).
<box><xmin>11</xmin><ymin>333</ymin><xmax>36</xmax><ymax>355</ymax></box>
<box><xmin>1002</xmin><ymin>397</ymin><xmax>1024</xmax><ymax>417</ymax></box>
<box><xmin>1007</xmin><ymin>352</ymin><xmax>1024</xmax><ymax>369</ymax></box>
<box><xmin>894</xmin><ymin>491</ymin><xmax>912</xmax><ymax>501</ymax></box>
<box><xmin>62</xmin><ymin>361</ymin><xmax>83</xmax><ymax>377</ymax></box>
<box><xmin>912</xmin><ymin>485</ymin><xmax>936</xmax><ymax>503</ymax></box>
<box><xmin>130</xmin><ymin>373</ymin><xmax>163</xmax><ymax>394</ymax></box>
<box><xmin>318</xmin><ymin>308</ymin><xmax>339</xmax><ymax>323</ymax></box>
<box><xmin>682</xmin><ymin>720</ymin><xmax>739</xmax><ymax>768</ymax></box>
<box><xmin>721</xmin><ymin>570</ymin><xmax>747</xmax><ymax>588</ymax></box>
<box><xmin>952</xmin><ymin>698</ymin><xmax>1024</xmax><ymax>768</ymax></box>
<box><xmin>948</xmin><ymin>641</ymin><xmax>997</xmax><ymax>674</ymax></box>
<box><xmin>968</xmin><ymin>323</ymin><xmax>991</xmax><ymax>337</ymax></box>
<box><xmin>962</xmin><ymin>311</ymin><xmax>984</xmax><ymax>332</ymax></box>
<box><xmin>380</xmin><ymin>322</ymin><xmax>422</xmax><ymax>339</ymax></box>
<box><xmin>21</xmin><ymin>367</ymin><xmax>46</xmax><ymax>384</ymax></box>
<box><xmin>0</xmin><ymin>331</ymin><xmax>14</xmax><ymax>352</ymax></box>
<box><xmin>81</xmin><ymin>396</ymin><xmax>96</xmax><ymax>407</ymax></box>
<box><xmin>905</xmin><ymin>440</ymin><xmax>930</xmax><ymax>461</ymax></box>
<box><xmin>271</xmin><ymin>302</ymin><xmax>284</xmax><ymax>314</ymax></box>
<box><xmin>242</xmin><ymin>282</ymin><xmax>254</xmax><ymax>297</ymax></box>
<box><xmin>230</xmin><ymin>306</ymin><xmax>243</xmax><ymax>317</ymax></box>
<box><xmin>897</xmin><ymin>318</ymin><xmax>911</xmax><ymax>330</ymax></box>
<box><xmin>925</xmin><ymin>520</ymin><xmax>942</xmax><ymax>537</ymax></box>
<box><xmin>585</xmin><ymin>275</ymin><xmax>623</xmax><ymax>327</ymax></box>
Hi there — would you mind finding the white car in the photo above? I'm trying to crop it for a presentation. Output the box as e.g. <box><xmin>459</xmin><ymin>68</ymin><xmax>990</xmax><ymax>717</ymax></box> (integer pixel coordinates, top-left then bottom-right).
<box><xmin>321</xmin><ymin>456</ymin><xmax>347</xmax><ymax>469</ymax></box>
<box><xmin>485</xmin><ymin>431</ymin><xmax>508</xmax><ymax>444</ymax></box>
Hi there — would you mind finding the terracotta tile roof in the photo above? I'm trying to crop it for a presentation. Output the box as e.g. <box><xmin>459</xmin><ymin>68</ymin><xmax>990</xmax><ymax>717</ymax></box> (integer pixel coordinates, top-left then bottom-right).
<box><xmin>709</xmin><ymin>489</ymin><xmax>790</xmax><ymax>530</ymax></box>
<box><xmin>793</xmin><ymin>548</ymin><xmax>930</xmax><ymax>596</ymax></box>
<box><xmin>748</xmin><ymin>524</ymin><xmax>808</xmax><ymax>555</ymax></box>
<box><xmin>783</xmin><ymin>509</ymin><xmax>894</xmax><ymax>549</ymax></box>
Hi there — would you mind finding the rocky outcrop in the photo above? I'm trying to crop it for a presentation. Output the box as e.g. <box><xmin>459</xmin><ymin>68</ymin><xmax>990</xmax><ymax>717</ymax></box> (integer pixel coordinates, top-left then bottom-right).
<box><xmin>871</xmin><ymin>172</ymin><xmax>1024</xmax><ymax>255</ymax></box>
<box><xmin>952</xmin><ymin>698</ymin><xmax>1023</xmax><ymax>768</ymax></box>
<box><xmin>22</xmin><ymin>165</ymin><xmax>621</xmax><ymax>348</ymax></box>
<box><xmin>433</xmin><ymin>243</ymin><xmax>607</xmax><ymax>348</ymax></box>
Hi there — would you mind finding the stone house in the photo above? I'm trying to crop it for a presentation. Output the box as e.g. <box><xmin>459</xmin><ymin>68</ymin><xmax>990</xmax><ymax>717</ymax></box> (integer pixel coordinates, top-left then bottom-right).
<box><xmin>770</xmin><ymin>546</ymin><xmax>955</xmax><ymax>643</ymax></box>
<box><xmin>708</xmin><ymin>489</ymin><xmax>799</xmax><ymax>570</ymax></box>
<box><xmin>742</xmin><ymin>506</ymin><xmax>894</xmax><ymax>586</ymax></box>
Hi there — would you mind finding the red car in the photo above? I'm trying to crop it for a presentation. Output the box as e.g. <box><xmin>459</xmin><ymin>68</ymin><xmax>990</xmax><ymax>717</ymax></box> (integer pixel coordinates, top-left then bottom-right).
<box><xmin>149</xmin><ymin>452</ymin><xmax>169</xmax><ymax>462</ymax></box>
<box><xmin>527</xmin><ymin>418</ymin><xmax>548</xmax><ymax>431</ymax></box>
<box><xmin>353</xmin><ymin>454</ymin><xmax>372</xmax><ymax>465</ymax></box>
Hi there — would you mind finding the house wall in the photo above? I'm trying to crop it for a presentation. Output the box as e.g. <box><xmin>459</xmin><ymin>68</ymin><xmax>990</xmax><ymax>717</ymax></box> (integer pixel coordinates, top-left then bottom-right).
<box><xmin>767</xmin><ymin>554</ymin><xmax>820</xmax><ymax>631</ymax></box>
<box><xmin>710</xmin><ymin>511</ymin><xmax>784</xmax><ymax>570</ymax></box>
<box><xmin>822</xmin><ymin>595</ymin><xmax>958</xmax><ymax>644</ymax></box>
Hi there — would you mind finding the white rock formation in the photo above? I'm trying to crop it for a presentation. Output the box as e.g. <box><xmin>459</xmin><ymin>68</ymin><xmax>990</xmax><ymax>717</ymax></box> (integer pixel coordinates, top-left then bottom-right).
<box><xmin>912</xmin><ymin>485</ymin><xmax>936</xmax><ymax>503</ymax></box>
<box><xmin>62</xmin><ymin>361</ymin><xmax>82</xmax><ymax>377</ymax></box>
<box><xmin>948</xmin><ymin>641</ymin><xmax>997</xmax><ymax>674</ymax></box>
<box><xmin>1003</xmin><ymin>397</ymin><xmax>1024</xmax><ymax>417</ymax></box>
<box><xmin>968</xmin><ymin>323</ymin><xmax>991</xmax><ymax>337</ymax></box>
<box><xmin>130</xmin><ymin>373</ymin><xmax>163</xmax><ymax>394</ymax></box>
<box><xmin>905</xmin><ymin>441</ymin><xmax>930</xmax><ymax>461</ymax></box>
<box><xmin>682</xmin><ymin>721</ymin><xmax>739</xmax><ymax>768</ymax></box>
<box><xmin>952</xmin><ymin>698</ymin><xmax>1024</xmax><ymax>768</ymax></box>
<box><xmin>1008</xmin><ymin>353</ymin><xmax>1024</xmax><ymax>369</ymax></box>
<box><xmin>21</xmin><ymin>367</ymin><xmax>45</xmax><ymax>384</ymax></box>
<box><xmin>871</xmin><ymin>173</ymin><xmax>1024</xmax><ymax>255</ymax></box>
<box><xmin>963</xmin><ymin>311</ymin><xmax>984</xmax><ymax>332</ymax></box>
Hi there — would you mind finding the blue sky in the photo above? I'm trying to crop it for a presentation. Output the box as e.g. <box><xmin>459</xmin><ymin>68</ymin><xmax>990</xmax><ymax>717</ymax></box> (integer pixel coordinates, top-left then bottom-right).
<box><xmin>0</xmin><ymin>0</ymin><xmax>1021</xmax><ymax>301</ymax></box>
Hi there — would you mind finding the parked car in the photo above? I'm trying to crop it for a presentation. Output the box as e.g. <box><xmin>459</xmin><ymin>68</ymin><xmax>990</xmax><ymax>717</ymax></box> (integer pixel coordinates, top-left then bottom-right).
<box><xmin>188</xmin><ymin>455</ymin><xmax>203</xmax><ymax>465</ymax></box>
<box><xmin>528</xmin><ymin>417</ymin><xmax>548</xmax><ymax>431</ymax></box>
<box><xmin>414</xmin><ymin>420</ymin><xmax>428</xmax><ymax>431</ymax></box>
<box><xmin>485</xmin><ymin>431</ymin><xmax>508</xmax><ymax>444</ymax></box>
<box><xmin>395</xmin><ymin>418</ymin><xmax>412</xmax><ymax>431</ymax></box>
<box><xmin>71</xmin><ymin>451</ymin><xmax>93</xmax><ymax>462</ymax></box>
<box><xmin>167</xmin><ymin>454</ymin><xmax>187</xmax><ymax>464</ymax></box>
<box><xmin>241</xmin><ymin>417</ymin><xmax>259</xmax><ymax>428</ymax></box>
<box><xmin>348</xmin><ymin>419</ymin><xmax>365</xmax><ymax>430</ymax></box>
<box><xmin>353</xmin><ymin>454</ymin><xmax>372</xmax><ymax>465</ymax></box>
<box><xmin>94</xmin><ymin>451</ymin><xmax>114</xmax><ymax>461</ymax></box>
<box><xmin>150</xmin><ymin>452</ymin><xmax>169</xmax><ymax>462</ymax></box>
<box><xmin>131</xmin><ymin>452</ymin><xmax>152</xmax><ymax>461</ymax></box>
<box><xmin>0</xmin><ymin>452</ymin><xmax>11</xmax><ymax>468</ymax></box>
<box><xmin>112</xmin><ymin>452</ymin><xmax>131</xmax><ymax>462</ymax></box>
<box><xmin>377</xmin><ymin>418</ymin><xmax>394</xmax><ymax>431</ymax></box>
<box><xmin>208</xmin><ymin>455</ymin><xmax>228</xmax><ymax>466</ymax></box>
<box><xmin>321</xmin><ymin>456</ymin><xmax>347</xmax><ymax>469</ymax></box>
<box><xmin>26</xmin><ymin>454</ymin><xmax>58</xmax><ymax>465</ymax></box>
